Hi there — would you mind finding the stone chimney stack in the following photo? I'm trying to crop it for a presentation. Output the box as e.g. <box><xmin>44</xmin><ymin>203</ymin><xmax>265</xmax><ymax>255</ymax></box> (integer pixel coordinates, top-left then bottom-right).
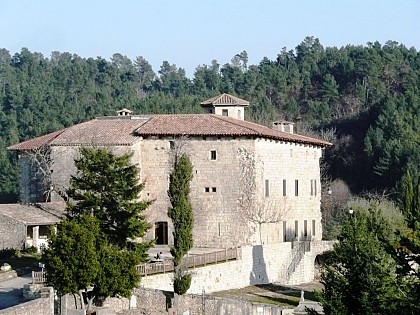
<box><xmin>272</xmin><ymin>121</ymin><xmax>294</xmax><ymax>134</ymax></box>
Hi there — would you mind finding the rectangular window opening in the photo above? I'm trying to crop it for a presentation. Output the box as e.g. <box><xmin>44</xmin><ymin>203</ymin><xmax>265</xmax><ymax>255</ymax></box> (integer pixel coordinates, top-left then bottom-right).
<box><xmin>210</xmin><ymin>150</ymin><xmax>217</xmax><ymax>160</ymax></box>
<box><xmin>304</xmin><ymin>220</ymin><xmax>308</xmax><ymax>238</ymax></box>
<box><xmin>312</xmin><ymin>220</ymin><xmax>316</xmax><ymax>236</ymax></box>
<box><xmin>283</xmin><ymin>221</ymin><xmax>287</xmax><ymax>242</ymax></box>
<box><xmin>205</xmin><ymin>187</ymin><xmax>210</xmax><ymax>193</ymax></box>
<box><xmin>265</xmin><ymin>179</ymin><xmax>270</xmax><ymax>197</ymax></box>
<box><xmin>295</xmin><ymin>179</ymin><xmax>299</xmax><ymax>196</ymax></box>
<box><xmin>282</xmin><ymin>179</ymin><xmax>287</xmax><ymax>196</ymax></box>
<box><xmin>212</xmin><ymin>187</ymin><xmax>217</xmax><ymax>193</ymax></box>
<box><xmin>222</xmin><ymin>109</ymin><xmax>228</xmax><ymax>116</ymax></box>
<box><xmin>295</xmin><ymin>220</ymin><xmax>299</xmax><ymax>238</ymax></box>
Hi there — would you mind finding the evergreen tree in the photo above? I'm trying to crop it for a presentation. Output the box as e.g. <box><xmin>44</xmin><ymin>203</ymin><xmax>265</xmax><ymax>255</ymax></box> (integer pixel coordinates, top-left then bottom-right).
<box><xmin>67</xmin><ymin>147</ymin><xmax>152</xmax><ymax>253</ymax></box>
<box><xmin>168</xmin><ymin>153</ymin><xmax>194</xmax><ymax>264</ymax></box>
<box><xmin>315</xmin><ymin>207</ymin><xmax>405</xmax><ymax>315</ymax></box>
<box><xmin>43</xmin><ymin>214</ymin><xmax>143</xmax><ymax>308</ymax></box>
<box><xmin>391</xmin><ymin>171</ymin><xmax>420</xmax><ymax>313</ymax></box>
<box><xmin>167</xmin><ymin>153</ymin><xmax>194</xmax><ymax>294</ymax></box>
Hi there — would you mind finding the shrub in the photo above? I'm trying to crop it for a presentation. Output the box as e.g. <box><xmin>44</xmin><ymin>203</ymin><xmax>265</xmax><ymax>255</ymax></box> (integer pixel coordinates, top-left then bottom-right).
<box><xmin>0</xmin><ymin>248</ymin><xmax>18</xmax><ymax>259</ymax></box>
<box><xmin>173</xmin><ymin>273</ymin><xmax>192</xmax><ymax>295</ymax></box>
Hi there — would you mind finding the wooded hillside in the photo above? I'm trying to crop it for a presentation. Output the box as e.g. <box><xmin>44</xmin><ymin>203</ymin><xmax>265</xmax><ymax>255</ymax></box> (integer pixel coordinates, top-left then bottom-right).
<box><xmin>1</xmin><ymin>36</ymin><xmax>419</xmax><ymax>202</ymax></box>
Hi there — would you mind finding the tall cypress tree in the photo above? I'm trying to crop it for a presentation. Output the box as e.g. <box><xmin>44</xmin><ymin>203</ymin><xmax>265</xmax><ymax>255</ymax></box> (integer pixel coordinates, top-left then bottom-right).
<box><xmin>167</xmin><ymin>153</ymin><xmax>194</xmax><ymax>295</ymax></box>
<box><xmin>167</xmin><ymin>153</ymin><xmax>194</xmax><ymax>265</ymax></box>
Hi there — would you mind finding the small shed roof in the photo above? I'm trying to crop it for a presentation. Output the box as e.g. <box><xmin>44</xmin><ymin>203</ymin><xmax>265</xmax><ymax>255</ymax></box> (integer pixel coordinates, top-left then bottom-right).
<box><xmin>0</xmin><ymin>202</ymin><xmax>66</xmax><ymax>225</ymax></box>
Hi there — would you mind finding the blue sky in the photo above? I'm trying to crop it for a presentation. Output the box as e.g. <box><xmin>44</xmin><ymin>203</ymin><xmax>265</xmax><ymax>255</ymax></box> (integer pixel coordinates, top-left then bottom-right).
<box><xmin>0</xmin><ymin>0</ymin><xmax>419</xmax><ymax>77</ymax></box>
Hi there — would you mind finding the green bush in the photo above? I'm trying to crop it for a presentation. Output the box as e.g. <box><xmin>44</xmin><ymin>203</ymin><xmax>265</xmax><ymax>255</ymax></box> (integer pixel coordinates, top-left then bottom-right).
<box><xmin>0</xmin><ymin>248</ymin><xmax>18</xmax><ymax>259</ymax></box>
<box><xmin>173</xmin><ymin>273</ymin><xmax>192</xmax><ymax>295</ymax></box>
<box><xmin>23</xmin><ymin>246</ymin><xmax>38</xmax><ymax>254</ymax></box>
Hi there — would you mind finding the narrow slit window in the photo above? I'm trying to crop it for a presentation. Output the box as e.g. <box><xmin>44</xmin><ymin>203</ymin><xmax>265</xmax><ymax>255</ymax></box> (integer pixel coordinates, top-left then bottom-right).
<box><xmin>265</xmin><ymin>179</ymin><xmax>270</xmax><ymax>197</ymax></box>
<box><xmin>210</xmin><ymin>150</ymin><xmax>217</xmax><ymax>160</ymax></box>
<box><xmin>283</xmin><ymin>221</ymin><xmax>287</xmax><ymax>242</ymax></box>
<box><xmin>295</xmin><ymin>179</ymin><xmax>299</xmax><ymax>196</ymax></box>
<box><xmin>295</xmin><ymin>220</ymin><xmax>299</xmax><ymax>238</ymax></box>
<box><xmin>304</xmin><ymin>220</ymin><xmax>308</xmax><ymax>237</ymax></box>
<box><xmin>282</xmin><ymin>179</ymin><xmax>287</xmax><ymax>196</ymax></box>
<box><xmin>312</xmin><ymin>220</ymin><xmax>316</xmax><ymax>236</ymax></box>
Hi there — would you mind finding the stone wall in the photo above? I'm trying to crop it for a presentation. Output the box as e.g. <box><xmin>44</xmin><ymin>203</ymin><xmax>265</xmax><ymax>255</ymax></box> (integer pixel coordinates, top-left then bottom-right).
<box><xmin>0</xmin><ymin>287</ymin><xmax>54</xmax><ymax>315</ymax></box>
<box><xmin>255</xmin><ymin>139</ymin><xmax>323</xmax><ymax>242</ymax></box>
<box><xmin>0</xmin><ymin>214</ymin><xmax>26</xmax><ymax>250</ymax></box>
<box><xmin>19</xmin><ymin>135</ymin><xmax>325</xmax><ymax>249</ymax></box>
<box><xmin>140</xmin><ymin>241</ymin><xmax>335</xmax><ymax>294</ymax></box>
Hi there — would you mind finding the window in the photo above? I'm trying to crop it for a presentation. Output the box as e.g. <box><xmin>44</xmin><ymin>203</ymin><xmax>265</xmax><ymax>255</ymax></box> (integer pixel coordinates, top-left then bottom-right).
<box><xmin>205</xmin><ymin>187</ymin><xmax>210</xmax><ymax>193</ymax></box>
<box><xmin>304</xmin><ymin>220</ymin><xmax>308</xmax><ymax>238</ymax></box>
<box><xmin>295</xmin><ymin>220</ymin><xmax>299</xmax><ymax>238</ymax></box>
<box><xmin>283</xmin><ymin>221</ymin><xmax>287</xmax><ymax>242</ymax></box>
<box><xmin>295</xmin><ymin>179</ymin><xmax>299</xmax><ymax>196</ymax></box>
<box><xmin>282</xmin><ymin>179</ymin><xmax>287</xmax><ymax>196</ymax></box>
<box><xmin>312</xmin><ymin>220</ymin><xmax>316</xmax><ymax>236</ymax></box>
<box><xmin>237</xmin><ymin>110</ymin><xmax>241</xmax><ymax>119</ymax></box>
<box><xmin>169</xmin><ymin>141</ymin><xmax>175</xmax><ymax>149</ymax></box>
<box><xmin>310</xmin><ymin>179</ymin><xmax>317</xmax><ymax>196</ymax></box>
<box><xmin>265</xmin><ymin>179</ymin><xmax>270</xmax><ymax>197</ymax></box>
<box><xmin>212</xmin><ymin>187</ymin><xmax>217</xmax><ymax>193</ymax></box>
<box><xmin>210</xmin><ymin>150</ymin><xmax>217</xmax><ymax>160</ymax></box>
<box><xmin>222</xmin><ymin>109</ymin><xmax>228</xmax><ymax>116</ymax></box>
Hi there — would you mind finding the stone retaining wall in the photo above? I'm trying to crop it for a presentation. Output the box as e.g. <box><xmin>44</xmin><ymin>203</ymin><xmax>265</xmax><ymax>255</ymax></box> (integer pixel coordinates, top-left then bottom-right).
<box><xmin>140</xmin><ymin>241</ymin><xmax>335</xmax><ymax>294</ymax></box>
<box><xmin>0</xmin><ymin>287</ymin><xmax>54</xmax><ymax>315</ymax></box>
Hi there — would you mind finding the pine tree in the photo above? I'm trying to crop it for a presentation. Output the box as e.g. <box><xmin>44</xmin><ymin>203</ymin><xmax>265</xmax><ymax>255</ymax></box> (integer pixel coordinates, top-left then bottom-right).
<box><xmin>315</xmin><ymin>207</ymin><xmax>404</xmax><ymax>315</ymax></box>
<box><xmin>392</xmin><ymin>171</ymin><xmax>420</xmax><ymax>313</ymax></box>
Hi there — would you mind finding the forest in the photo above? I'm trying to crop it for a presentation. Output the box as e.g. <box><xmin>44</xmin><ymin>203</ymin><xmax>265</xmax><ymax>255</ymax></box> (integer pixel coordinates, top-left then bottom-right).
<box><xmin>0</xmin><ymin>36</ymin><xmax>419</xmax><ymax>204</ymax></box>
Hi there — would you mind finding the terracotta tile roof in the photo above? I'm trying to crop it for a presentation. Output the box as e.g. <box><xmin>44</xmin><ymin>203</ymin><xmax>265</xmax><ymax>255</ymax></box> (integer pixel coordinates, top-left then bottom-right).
<box><xmin>200</xmin><ymin>93</ymin><xmax>250</xmax><ymax>106</ymax></box>
<box><xmin>136</xmin><ymin>114</ymin><xmax>331</xmax><ymax>147</ymax></box>
<box><xmin>8</xmin><ymin>114</ymin><xmax>331</xmax><ymax>150</ymax></box>
<box><xmin>0</xmin><ymin>202</ymin><xmax>66</xmax><ymax>225</ymax></box>
<box><xmin>8</xmin><ymin>117</ymin><xmax>149</xmax><ymax>150</ymax></box>
<box><xmin>8</xmin><ymin>129</ymin><xmax>67</xmax><ymax>151</ymax></box>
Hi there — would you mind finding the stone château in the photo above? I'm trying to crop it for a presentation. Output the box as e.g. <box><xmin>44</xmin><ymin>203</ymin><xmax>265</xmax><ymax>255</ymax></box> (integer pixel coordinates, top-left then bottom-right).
<box><xmin>8</xmin><ymin>93</ymin><xmax>331</xmax><ymax>249</ymax></box>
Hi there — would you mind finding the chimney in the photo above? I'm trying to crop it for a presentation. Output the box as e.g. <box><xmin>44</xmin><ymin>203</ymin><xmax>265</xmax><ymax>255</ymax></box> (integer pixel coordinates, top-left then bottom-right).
<box><xmin>272</xmin><ymin>121</ymin><xmax>294</xmax><ymax>134</ymax></box>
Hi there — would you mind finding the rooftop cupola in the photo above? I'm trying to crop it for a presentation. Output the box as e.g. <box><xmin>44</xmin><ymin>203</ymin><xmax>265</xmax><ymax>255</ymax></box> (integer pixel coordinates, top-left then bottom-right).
<box><xmin>116</xmin><ymin>108</ymin><xmax>133</xmax><ymax>116</ymax></box>
<box><xmin>200</xmin><ymin>93</ymin><xmax>249</xmax><ymax>120</ymax></box>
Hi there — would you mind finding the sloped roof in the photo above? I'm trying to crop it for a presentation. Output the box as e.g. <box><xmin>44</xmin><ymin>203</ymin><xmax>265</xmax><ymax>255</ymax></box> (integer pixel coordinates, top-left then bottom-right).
<box><xmin>8</xmin><ymin>117</ymin><xmax>149</xmax><ymax>150</ymax></box>
<box><xmin>200</xmin><ymin>93</ymin><xmax>250</xmax><ymax>107</ymax></box>
<box><xmin>136</xmin><ymin>114</ymin><xmax>331</xmax><ymax>146</ymax></box>
<box><xmin>8</xmin><ymin>113</ymin><xmax>331</xmax><ymax>150</ymax></box>
<box><xmin>0</xmin><ymin>202</ymin><xmax>66</xmax><ymax>225</ymax></box>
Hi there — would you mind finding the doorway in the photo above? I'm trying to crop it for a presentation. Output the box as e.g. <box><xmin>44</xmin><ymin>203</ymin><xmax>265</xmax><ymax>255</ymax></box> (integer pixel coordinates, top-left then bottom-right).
<box><xmin>155</xmin><ymin>221</ymin><xmax>168</xmax><ymax>245</ymax></box>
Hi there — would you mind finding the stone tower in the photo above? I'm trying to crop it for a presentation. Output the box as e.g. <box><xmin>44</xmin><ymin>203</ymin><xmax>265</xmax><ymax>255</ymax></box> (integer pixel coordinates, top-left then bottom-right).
<box><xmin>200</xmin><ymin>93</ymin><xmax>249</xmax><ymax>120</ymax></box>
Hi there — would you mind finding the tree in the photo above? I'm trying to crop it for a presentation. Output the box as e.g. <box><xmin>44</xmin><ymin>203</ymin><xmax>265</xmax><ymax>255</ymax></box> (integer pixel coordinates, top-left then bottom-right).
<box><xmin>314</xmin><ymin>207</ymin><xmax>405</xmax><ymax>315</ymax></box>
<box><xmin>167</xmin><ymin>153</ymin><xmax>194</xmax><ymax>295</ymax></box>
<box><xmin>237</xmin><ymin>147</ymin><xmax>290</xmax><ymax>244</ymax></box>
<box><xmin>44</xmin><ymin>147</ymin><xmax>153</xmax><ymax>310</ymax></box>
<box><xmin>391</xmin><ymin>171</ymin><xmax>420</xmax><ymax>313</ymax></box>
<box><xmin>43</xmin><ymin>214</ymin><xmax>143</xmax><ymax>311</ymax></box>
<box><xmin>67</xmin><ymin>147</ymin><xmax>152</xmax><ymax>251</ymax></box>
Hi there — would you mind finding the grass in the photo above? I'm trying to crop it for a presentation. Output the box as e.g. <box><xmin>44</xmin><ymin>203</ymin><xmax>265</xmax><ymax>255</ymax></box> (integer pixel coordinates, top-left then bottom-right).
<box><xmin>0</xmin><ymin>253</ymin><xmax>42</xmax><ymax>276</ymax></box>
<box><xmin>210</xmin><ymin>282</ymin><xmax>321</xmax><ymax>308</ymax></box>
